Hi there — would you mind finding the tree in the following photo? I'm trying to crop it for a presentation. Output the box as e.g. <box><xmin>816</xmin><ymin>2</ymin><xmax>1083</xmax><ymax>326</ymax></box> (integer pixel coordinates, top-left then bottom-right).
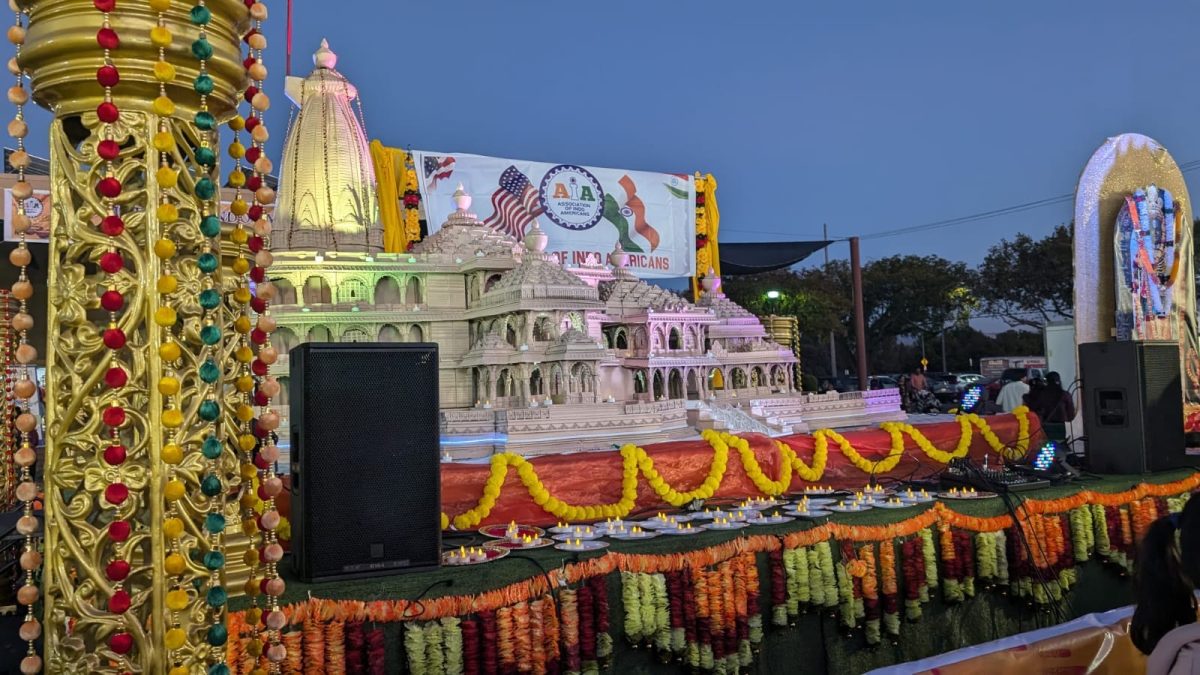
<box><xmin>974</xmin><ymin>224</ymin><xmax>1072</xmax><ymax>329</ymax></box>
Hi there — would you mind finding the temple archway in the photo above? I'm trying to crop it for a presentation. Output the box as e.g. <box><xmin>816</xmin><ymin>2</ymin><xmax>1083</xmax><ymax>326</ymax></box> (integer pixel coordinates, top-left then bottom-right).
<box><xmin>409</xmin><ymin>324</ymin><xmax>424</xmax><ymax>342</ymax></box>
<box><xmin>709</xmin><ymin>368</ymin><xmax>725</xmax><ymax>391</ymax></box>
<box><xmin>405</xmin><ymin>276</ymin><xmax>422</xmax><ymax>304</ymax></box>
<box><xmin>668</xmin><ymin>369</ymin><xmax>684</xmax><ymax>399</ymax></box>
<box><xmin>550</xmin><ymin>364</ymin><xmax>564</xmax><ymax>396</ymax></box>
<box><xmin>751</xmin><ymin>366</ymin><xmax>765</xmax><ymax>387</ymax></box>
<box><xmin>276</xmin><ymin>376</ymin><xmax>290</xmax><ymax>405</ymax></box>
<box><xmin>274</xmin><ymin>278</ymin><xmax>297</xmax><ymax>305</ymax></box>
<box><xmin>378</xmin><ymin>324</ymin><xmax>401</xmax><ymax>342</ymax></box>
<box><xmin>668</xmin><ymin>327</ymin><xmax>682</xmax><ymax>351</ymax></box>
<box><xmin>375</xmin><ymin>275</ymin><xmax>402</xmax><ymax>305</ymax></box>
<box><xmin>302</xmin><ymin>275</ymin><xmax>332</xmax><ymax>304</ymax></box>
<box><xmin>614</xmin><ymin>328</ymin><xmax>628</xmax><ymax>350</ymax></box>
<box><xmin>530</xmin><ymin>368</ymin><xmax>544</xmax><ymax>397</ymax></box>
<box><xmin>652</xmin><ymin>371</ymin><xmax>665</xmax><ymax>399</ymax></box>
<box><xmin>270</xmin><ymin>326</ymin><xmax>299</xmax><ymax>356</ymax></box>
<box><xmin>634</xmin><ymin>370</ymin><xmax>647</xmax><ymax>394</ymax></box>
<box><xmin>687</xmin><ymin>370</ymin><xmax>700</xmax><ymax>399</ymax></box>
<box><xmin>505</xmin><ymin>323</ymin><xmax>519</xmax><ymax>348</ymax></box>
<box><xmin>484</xmin><ymin>273</ymin><xmax>503</xmax><ymax>294</ymax></box>
<box><xmin>533</xmin><ymin>316</ymin><xmax>554</xmax><ymax>342</ymax></box>
<box><xmin>338</xmin><ymin>277</ymin><xmax>368</xmax><ymax>304</ymax></box>
<box><xmin>342</xmin><ymin>327</ymin><xmax>370</xmax><ymax>343</ymax></box>
<box><xmin>731</xmin><ymin>368</ymin><xmax>748</xmax><ymax>389</ymax></box>
<box><xmin>497</xmin><ymin>369</ymin><xmax>512</xmax><ymax>398</ymax></box>
<box><xmin>307</xmin><ymin>325</ymin><xmax>332</xmax><ymax>342</ymax></box>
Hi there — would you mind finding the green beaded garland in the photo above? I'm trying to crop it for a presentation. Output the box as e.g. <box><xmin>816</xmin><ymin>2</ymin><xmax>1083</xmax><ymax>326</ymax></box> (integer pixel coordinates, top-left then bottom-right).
<box><xmin>205</xmin><ymin>623</ymin><xmax>228</xmax><ymax>647</ymax></box>
<box><xmin>204</xmin><ymin>512</ymin><xmax>226</xmax><ymax>534</ymax></box>
<box><xmin>193</xmin><ymin>73</ymin><xmax>214</xmax><ymax>95</ymax></box>
<box><xmin>190</xmin><ymin>38</ymin><xmax>213</xmax><ymax>61</ymax></box>
<box><xmin>199</xmin><ymin>360</ymin><xmax>221</xmax><ymax>384</ymax></box>
<box><xmin>207</xmin><ymin>661</ymin><xmax>231</xmax><ymax>675</ymax></box>
<box><xmin>203</xmin><ymin>550</ymin><xmax>225</xmax><ymax>570</ymax></box>
<box><xmin>198</xmin><ymin>399</ymin><xmax>220</xmax><ymax>421</ymax></box>
<box><xmin>200</xmin><ymin>472</ymin><xmax>222</xmax><ymax>496</ymax></box>
<box><xmin>200</xmin><ymin>214</ymin><xmax>221</xmax><ymax>237</ymax></box>
<box><xmin>200</xmin><ymin>324</ymin><xmax>221</xmax><ymax>346</ymax></box>
<box><xmin>194</xmin><ymin>111</ymin><xmax>216</xmax><ymax>130</ymax></box>
<box><xmin>202</xmin><ymin>435</ymin><xmax>223</xmax><ymax>459</ymax></box>
<box><xmin>195</xmin><ymin>146</ymin><xmax>217</xmax><ymax>167</ymax></box>
<box><xmin>199</xmin><ymin>288</ymin><xmax>221</xmax><ymax>310</ymax></box>
<box><xmin>195</xmin><ymin>177</ymin><xmax>216</xmax><ymax>200</ymax></box>
<box><xmin>197</xmin><ymin>252</ymin><xmax>219</xmax><ymax>273</ymax></box>
<box><xmin>189</xmin><ymin>5</ymin><xmax>212</xmax><ymax>25</ymax></box>
<box><xmin>206</xmin><ymin>586</ymin><xmax>228</xmax><ymax>608</ymax></box>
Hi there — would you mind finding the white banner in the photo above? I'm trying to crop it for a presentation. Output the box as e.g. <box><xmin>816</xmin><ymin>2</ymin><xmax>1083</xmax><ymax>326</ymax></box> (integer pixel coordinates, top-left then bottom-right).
<box><xmin>413</xmin><ymin>151</ymin><xmax>694</xmax><ymax>278</ymax></box>
<box><xmin>5</xmin><ymin>189</ymin><xmax>50</xmax><ymax>242</ymax></box>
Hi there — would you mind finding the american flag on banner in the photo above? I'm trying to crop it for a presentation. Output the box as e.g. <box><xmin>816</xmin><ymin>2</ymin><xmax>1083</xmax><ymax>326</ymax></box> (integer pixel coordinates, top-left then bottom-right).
<box><xmin>423</xmin><ymin>155</ymin><xmax>456</xmax><ymax>190</ymax></box>
<box><xmin>482</xmin><ymin>166</ymin><xmax>544</xmax><ymax>241</ymax></box>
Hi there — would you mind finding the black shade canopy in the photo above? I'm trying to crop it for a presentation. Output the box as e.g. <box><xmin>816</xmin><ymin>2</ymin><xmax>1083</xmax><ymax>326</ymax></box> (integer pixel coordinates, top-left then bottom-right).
<box><xmin>718</xmin><ymin>241</ymin><xmax>833</xmax><ymax>275</ymax></box>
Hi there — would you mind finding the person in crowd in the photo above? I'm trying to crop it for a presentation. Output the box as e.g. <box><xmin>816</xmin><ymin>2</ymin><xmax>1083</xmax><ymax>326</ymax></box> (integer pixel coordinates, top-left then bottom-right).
<box><xmin>1132</xmin><ymin>493</ymin><xmax>1200</xmax><ymax>673</ymax></box>
<box><xmin>996</xmin><ymin>368</ymin><xmax>1029</xmax><ymax>413</ymax></box>
<box><xmin>1024</xmin><ymin>371</ymin><xmax>1075</xmax><ymax>423</ymax></box>
<box><xmin>908</xmin><ymin>366</ymin><xmax>927</xmax><ymax>394</ymax></box>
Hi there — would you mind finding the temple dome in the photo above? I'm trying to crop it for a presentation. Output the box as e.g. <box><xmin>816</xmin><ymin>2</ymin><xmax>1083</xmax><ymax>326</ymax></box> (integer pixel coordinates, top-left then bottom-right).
<box><xmin>412</xmin><ymin>185</ymin><xmax>523</xmax><ymax>259</ymax></box>
<box><xmin>275</xmin><ymin>39</ymin><xmax>381</xmax><ymax>252</ymax></box>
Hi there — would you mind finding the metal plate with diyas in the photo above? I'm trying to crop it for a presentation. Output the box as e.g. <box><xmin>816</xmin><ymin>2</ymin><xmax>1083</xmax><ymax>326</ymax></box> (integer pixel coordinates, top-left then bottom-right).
<box><xmin>873</xmin><ymin>500</ymin><xmax>918</xmax><ymax>509</ymax></box>
<box><xmin>706</xmin><ymin>520</ymin><xmax>749</xmax><ymax>531</ymax></box>
<box><xmin>554</xmin><ymin>540</ymin><xmax>610</xmax><ymax>552</ymax></box>
<box><xmin>937</xmin><ymin>491</ymin><xmax>997</xmax><ymax>500</ymax></box>
<box><xmin>606</xmin><ymin>529</ymin><xmax>662</xmax><ymax>541</ymax></box>
<box><xmin>442</xmin><ymin>547</ymin><xmax>508</xmax><ymax>566</ymax></box>
<box><xmin>825</xmin><ymin>502</ymin><xmax>874</xmax><ymax>513</ymax></box>
<box><xmin>483</xmin><ymin>538</ymin><xmax>554</xmax><ymax>551</ymax></box>
<box><xmin>552</xmin><ymin>531</ymin><xmax>602</xmax><ymax>542</ymax></box>
<box><xmin>479</xmin><ymin>524</ymin><xmax>546</xmax><ymax>539</ymax></box>
<box><xmin>747</xmin><ymin>514</ymin><xmax>796</xmax><ymax>526</ymax></box>
<box><xmin>789</xmin><ymin>509</ymin><xmax>834</xmax><ymax>519</ymax></box>
<box><xmin>657</xmin><ymin>526</ymin><xmax>705</xmax><ymax>536</ymax></box>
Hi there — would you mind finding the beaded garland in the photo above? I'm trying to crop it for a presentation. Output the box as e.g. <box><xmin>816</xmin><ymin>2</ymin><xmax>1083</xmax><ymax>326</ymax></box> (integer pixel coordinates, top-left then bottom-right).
<box><xmin>6</xmin><ymin>4</ymin><xmax>41</xmax><ymax>672</ymax></box>
<box><xmin>183</xmin><ymin>2</ymin><xmax>235</xmax><ymax>673</ymax></box>
<box><xmin>238</xmin><ymin>2</ymin><xmax>288</xmax><ymax>671</ymax></box>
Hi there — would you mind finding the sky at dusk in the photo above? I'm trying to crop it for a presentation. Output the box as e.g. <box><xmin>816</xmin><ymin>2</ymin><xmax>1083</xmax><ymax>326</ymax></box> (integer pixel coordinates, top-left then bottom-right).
<box><xmin>23</xmin><ymin>0</ymin><xmax>1200</xmax><ymax>268</ymax></box>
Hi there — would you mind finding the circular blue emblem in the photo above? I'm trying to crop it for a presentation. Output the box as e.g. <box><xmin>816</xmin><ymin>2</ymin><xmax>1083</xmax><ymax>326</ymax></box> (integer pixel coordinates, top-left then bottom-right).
<box><xmin>538</xmin><ymin>165</ymin><xmax>606</xmax><ymax>231</ymax></box>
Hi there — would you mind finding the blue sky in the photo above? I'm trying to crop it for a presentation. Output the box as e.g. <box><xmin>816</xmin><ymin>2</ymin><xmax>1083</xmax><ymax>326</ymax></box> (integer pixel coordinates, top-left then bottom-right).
<box><xmin>23</xmin><ymin>0</ymin><xmax>1200</xmax><ymax>267</ymax></box>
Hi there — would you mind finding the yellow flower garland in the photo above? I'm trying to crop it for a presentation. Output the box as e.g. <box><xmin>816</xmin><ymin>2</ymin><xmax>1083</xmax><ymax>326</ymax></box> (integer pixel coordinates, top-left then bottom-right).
<box><xmin>819</xmin><ymin>428</ymin><xmax>905</xmax><ymax>474</ymax></box>
<box><xmin>443</xmin><ymin>409</ymin><xmax>1033</xmax><ymax>528</ymax></box>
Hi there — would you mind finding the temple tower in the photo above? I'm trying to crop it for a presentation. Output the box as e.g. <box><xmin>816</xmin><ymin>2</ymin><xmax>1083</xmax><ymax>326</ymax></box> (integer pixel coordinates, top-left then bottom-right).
<box><xmin>277</xmin><ymin>39</ymin><xmax>381</xmax><ymax>252</ymax></box>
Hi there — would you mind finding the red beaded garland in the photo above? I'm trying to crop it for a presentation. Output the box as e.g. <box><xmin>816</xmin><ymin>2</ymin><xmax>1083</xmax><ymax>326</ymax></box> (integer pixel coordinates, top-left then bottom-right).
<box><xmin>249</xmin><ymin>266</ymin><xmax>266</xmax><ymax>284</ymax></box>
<box><xmin>108</xmin><ymin>520</ymin><xmax>131</xmax><ymax>542</ymax></box>
<box><xmin>96</xmin><ymin>177</ymin><xmax>122</xmax><ymax>198</ymax></box>
<box><xmin>96</xmin><ymin>64</ymin><xmax>119</xmax><ymax>87</ymax></box>
<box><xmin>247</xmin><ymin>205</ymin><xmax>263</xmax><ymax>222</ymax></box>
<box><xmin>243</xmin><ymin>84</ymin><xmax>258</xmax><ymax>103</ymax></box>
<box><xmin>106</xmin><ymin>559</ymin><xmax>131</xmax><ymax>582</ymax></box>
<box><xmin>104</xmin><ymin>367</ymin><xmax>128</xmax><ymax>388</ymax></box>
<box><xmin>100</xmin><ymin>290</ymin><xmax>123</xmax><ymax>312</ymax></box>
<box><xmin>93</xmin><ymin>0</ymin><xmax>116</xmax><ymax>10</ymax></box>
<box><xmin>245</xmin><ymin>174</ymin><xmax>262</xmax><ymax>191</ymax></box>
<box><xmin>102</xmin><ymin>327</ymin><xmax>127</xmax><ymax>350</ymax></box>
<box><xmin>97</xmin><ymin>139</ymin><xmax>120</xmax><ymax>161</ymax></box>
<box><xmin>103</xmin><ymin>444</ymin><xmax>127</xmax><ymax>466</ymax></box>
<box><xmin>104</xmin><ymin>483</ymin><xmax>129</xmax><ymax>506</ymax></box>
<box><xmin>99</xmin><ymin>251</ymin><xmax>124</xmax><ymax>273</ymax></box>
<box><xmin>102</xmin><ymin>406</ymin><xmax>126</xmax><ymax>428</ymax></box>
<box><xmin>96</xmin><ymin>27</ymin><xmax>119</xmax><ymax>50</ymax></box>
<box><xmin>96</xmin><ymin>101</ymin><xmax>119</xmax><ymax>123</ymax></box>
<box><xmin>250</xmin><ymin>296</ymin><xmax>267</xmax><ymax>313</ymax></box>
<box><xmin>249</xmin><ymin>328</ymin><xmax>267</xmax><ymax>344</ymax></box>
<box><xmin>108</xmin><ymin>589</ymin><xmax>131</xmax><ymax>614</ymax></box>
<box><xmin>244</xmin><ymin>145</ymin><xmax>261</xmax><ymax>163</ymax></box>
<box><xmin>100</xmin><ymin>214</ymin><xmax>125</xmax><ymax>236</ymax></box>
<box><xmin>108</xmin><ymin>632</ymin><xmax>133</xmax><ymax>655</ymax></box>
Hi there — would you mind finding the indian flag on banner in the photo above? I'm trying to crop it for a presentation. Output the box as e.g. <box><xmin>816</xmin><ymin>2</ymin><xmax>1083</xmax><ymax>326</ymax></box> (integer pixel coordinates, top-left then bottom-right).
<box><xmin>603</xmin><ymin>174</ymin><xmax>688</xmax><ymax>254</ymax></box>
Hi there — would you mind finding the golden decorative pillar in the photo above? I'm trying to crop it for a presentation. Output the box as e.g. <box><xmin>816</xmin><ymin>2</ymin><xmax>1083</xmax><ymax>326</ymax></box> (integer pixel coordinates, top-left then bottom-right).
<box><xmin>18</xmin><ymin>0</ymin><xmax>253</xmax><ymax>671</ymax></box>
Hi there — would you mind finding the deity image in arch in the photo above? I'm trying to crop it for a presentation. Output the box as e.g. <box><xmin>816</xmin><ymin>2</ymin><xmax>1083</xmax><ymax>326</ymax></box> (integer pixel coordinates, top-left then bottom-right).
<box><xmin>1115</xmin><ymin>185</ymin><xmax>1181</xmax><ymax>342</ymax></box>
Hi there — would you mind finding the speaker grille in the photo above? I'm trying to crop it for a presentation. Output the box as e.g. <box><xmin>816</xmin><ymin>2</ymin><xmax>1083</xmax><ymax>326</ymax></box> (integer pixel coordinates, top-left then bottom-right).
<box><xmin>291</xmin><ymin>343</ymin><xmax>441</xmax><ymax>580</ymax></box>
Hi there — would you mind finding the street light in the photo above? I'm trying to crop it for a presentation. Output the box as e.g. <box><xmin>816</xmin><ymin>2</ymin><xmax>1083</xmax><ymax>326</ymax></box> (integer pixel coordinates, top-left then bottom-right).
<box><xmin>765</xmin><ymin>290</ymin><xmax>781</xmax><ymax>300</ymax></box>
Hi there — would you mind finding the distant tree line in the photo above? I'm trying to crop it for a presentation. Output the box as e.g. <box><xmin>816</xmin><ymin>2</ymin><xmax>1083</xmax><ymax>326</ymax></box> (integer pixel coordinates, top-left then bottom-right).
<box><xmin>722</xmin><ymin>225</ymin><xmax>1071</xmax><ymax>376</ymax></box>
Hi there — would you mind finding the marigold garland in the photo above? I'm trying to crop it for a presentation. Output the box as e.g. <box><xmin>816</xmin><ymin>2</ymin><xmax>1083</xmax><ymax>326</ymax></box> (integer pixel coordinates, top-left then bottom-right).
<box><xmin>445</xmin><ymin>411</ymin><xmax>1036</xmax><ymax>528</ymax></box>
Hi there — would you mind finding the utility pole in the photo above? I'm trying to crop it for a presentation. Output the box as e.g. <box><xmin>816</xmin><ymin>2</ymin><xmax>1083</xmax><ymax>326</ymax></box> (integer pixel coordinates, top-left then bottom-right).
<box><xmin>850</xmin><ymin>237</ymin><xmax>868</xmax><ymax>391</ymax></box>
<box><xmin>825</xmin><ymin>223</ymin><xmax>836</xmax><ymax>377</ymax></box>
<box><xmin>941</xmin><ymin>328</ymin><xmax>948</xmax><ymax>372</ymax></box>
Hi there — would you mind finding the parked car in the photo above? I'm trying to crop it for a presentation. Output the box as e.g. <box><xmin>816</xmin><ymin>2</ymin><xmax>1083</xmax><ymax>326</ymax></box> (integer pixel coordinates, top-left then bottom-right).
<box><xmin>869</xmin><ymin>375</ymin><xmax>898</xmax><ymax>390</ymax></box>
<box><xmin>927</xmin><ymin>373</ymin><xmax>960</xmax><ymax>402</ymax></box>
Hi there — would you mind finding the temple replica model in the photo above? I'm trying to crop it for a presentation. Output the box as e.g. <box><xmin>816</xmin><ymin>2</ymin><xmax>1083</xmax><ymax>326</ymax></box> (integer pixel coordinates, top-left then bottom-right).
<box><xmin>267</xmin><ymin>42</ymin><xmax>904</xmax><ymax>458</ymax></box>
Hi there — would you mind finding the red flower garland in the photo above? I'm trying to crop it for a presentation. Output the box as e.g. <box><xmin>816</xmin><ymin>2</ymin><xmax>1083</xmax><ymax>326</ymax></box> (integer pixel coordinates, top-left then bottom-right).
<box><xmin>461</xmin><ymin>619</ymin><xmax>480</xmax><ymax>675</ymax></box>
<box><xmin>480</xmin><ymin>610</ymin><xmax>498</xmax><ymax>675</ymax></box>
<box><xmin>769</xmin><ymin>548</ymin><xmax>786</xmax><ymax>618</ymax></box>
<box><xmin>345</xmin><ymin>620</ymin><xmax>364</xmax><ymax>675</ymax></box>
<box><xmin>365</xmin><ymin>626</ymin><xmax>385</xmax><ymax>675</ymax></box>
<box><xmin>577</xmin><ymin>582</ymin><xmax>596</xmax><ymax>664</ymax></box>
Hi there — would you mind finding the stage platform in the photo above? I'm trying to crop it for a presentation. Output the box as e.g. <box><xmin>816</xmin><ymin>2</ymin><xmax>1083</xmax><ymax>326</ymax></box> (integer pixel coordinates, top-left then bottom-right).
<box><xmin>231</xmin><ymin>468</ymin><xmax>1200</xmax><ymax>674</ymax></box>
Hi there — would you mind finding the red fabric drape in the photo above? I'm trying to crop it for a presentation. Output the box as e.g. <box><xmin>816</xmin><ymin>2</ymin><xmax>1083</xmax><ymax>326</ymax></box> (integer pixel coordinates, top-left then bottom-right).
<box><xmin>440</xmin><ymin>414</ymin><xmax>1037</xmax><ymax>526</ymax></box>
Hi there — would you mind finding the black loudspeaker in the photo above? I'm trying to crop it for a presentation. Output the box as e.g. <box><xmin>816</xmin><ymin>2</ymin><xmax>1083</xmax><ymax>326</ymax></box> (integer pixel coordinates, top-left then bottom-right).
<box><xmin>1079</xmin><ymin>340</ymin><xmax>1192</xmax><ymax>474</ymax></box>
<box><xmin>289</xmin><ymin>342</ymin><xmax>441</xmax><ymax>582</ymax></box>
